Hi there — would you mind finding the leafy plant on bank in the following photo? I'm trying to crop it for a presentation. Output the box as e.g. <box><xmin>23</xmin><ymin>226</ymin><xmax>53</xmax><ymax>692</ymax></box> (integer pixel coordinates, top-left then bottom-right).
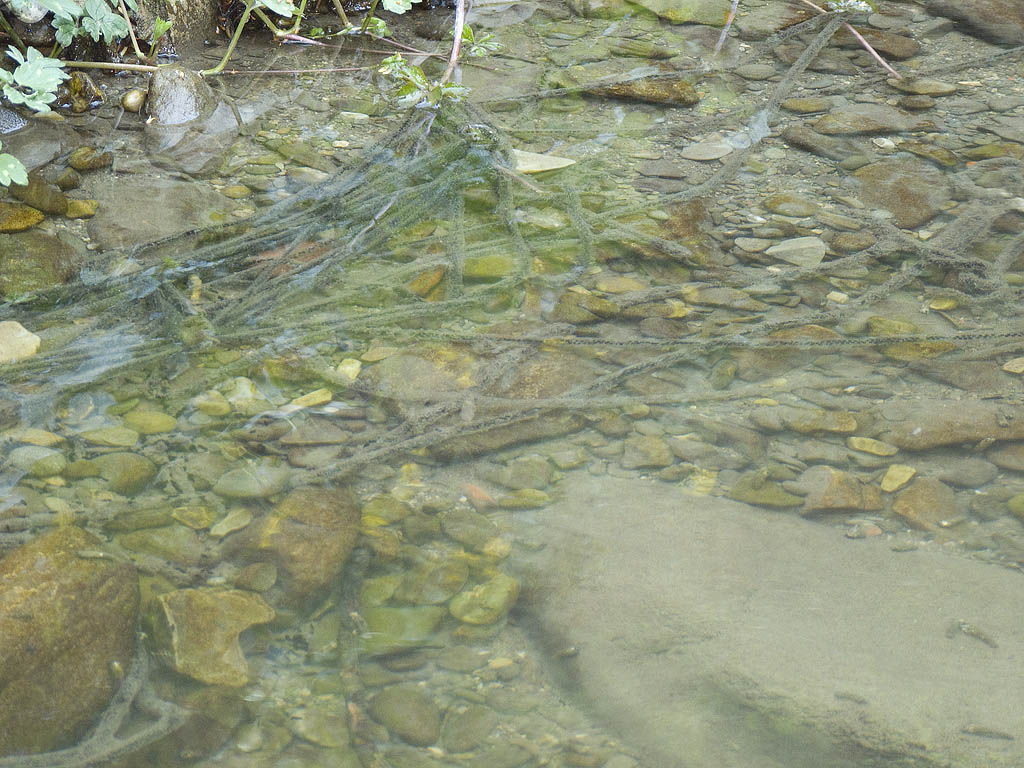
<box><xmin>0</xmin><ymin>44</ymin><xmax>67</xmax><ymax>185</ymax></box>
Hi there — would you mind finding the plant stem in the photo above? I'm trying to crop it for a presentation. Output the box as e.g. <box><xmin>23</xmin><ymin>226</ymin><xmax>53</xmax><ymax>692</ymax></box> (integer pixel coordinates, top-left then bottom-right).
<box><xmin>359</xmin><ymin>0</ymin><xmax>380</xmax><ymax>35</ymax></box>
<box><xmin>117</xmin><ymin>0</ymin><xmax>147</xmax><ymax>62</ymax></box>
<box><xmin>64</xmin><ymin>60</ymin><xmax>160</xmax><ymax>71</ymax></box>
<box><xmin>441</xmin><ymin>0</ymin><xmax>465</xmax><ymax>84</ymax></box>
<box><xmin>0</xmin><ymin>13</ymin><xmax>26</xmax><ymax>54</ymax></box>
<box><xmin>330</xmin><ymin>0</ymin><xmax>349</xmax><ymax>27</ymax></box>
<box><xmin>201</xmin><ymin>0</ymin><xmax>255</xmax><ymax>76</ymax></box>
<box><xmin>790</xmin><ymin>0</ymin><xmax>900</xmax><ymax>78</ymax></box>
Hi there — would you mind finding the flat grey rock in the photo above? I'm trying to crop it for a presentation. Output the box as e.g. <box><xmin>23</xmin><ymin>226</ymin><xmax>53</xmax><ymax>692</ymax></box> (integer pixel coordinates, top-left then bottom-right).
<box><xmin>516</xmin><ymin>474</ymin><xmax>1024</xmax><ymax>768</ymax></box>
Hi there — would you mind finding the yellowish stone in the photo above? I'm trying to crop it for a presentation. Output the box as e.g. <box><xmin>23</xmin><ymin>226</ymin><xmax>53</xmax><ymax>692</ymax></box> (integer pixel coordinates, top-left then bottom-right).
<box><xmin>14</xmin><ymin>428</ymin><xmax>64</xmax><ymax>447</ymax></box>
<box><xmin>122</xmin><ymin>410</ymin><xmax>177</xmax><ymax>434</ymax></box>
<box><xmin>191</xmin><ymin>390</ymin><xmax>231</xmax><ymax>416</ymax></box>
<box><xmin>881</xmin><ymin>464</ymin><xmax>916</xmax><ymax>492</ymax></box>
<box><xmin>664</xmin><ymin>299</ymin><xmax>691</xmax><ymax>318</ymax></box>
<box><xmin>336</xmin><ymin>358</ymin><xmax>361</xmax><ymax>382</ymax></box>
<box><xmin>361</xmin><ymin>345</ymin><xmax>398</xmax><ymax>362</ymax></box>
<box><xmin>1002</xmin><ymin>357</ymin><xmax>1024</xmax><ymax>374</ymax></box>
<box><xmin>65</xmin><ymin>199</ymin><xmax>98</xmax><ymax>219</ymax></box>
<box><xmin>290</xmin><ymin>388</ymin><xmax>332</xmax><ymax>408</ymax></box>
<box><xmin>173</xmin><ymin>505</ymin><xmax>217</xmax><ymax>530</ymax></box>
<box><xmin>847</xmin><ymin>436</ymin><xmax>898</xmax><ymax>456</ymax></box>
<box><xmin>80</xmin><ymin>426</ymin><xmax>139</xmax><ymax>447</ymax></box>
<box><xmin>882</xmin><ymin>341</ymin><xmax>956</xmax><ymax>361</ymax></box>
<box><xmin>0</xmin><ymin>320</ymin><xmax>41</xmax><ymax>363</ymax></box>
<box><xmin>210</xmin><ymin>507</ymin><xmax>253</xmax><ymax>538</ymax></box>
<box><xmin>595</xmin><ymin>275</ymin><xmax>646</xmax><ymax>293</ymax></box>
<box><xmin>511</xmin><ymin>148</ymin><xmax>575</xmax><ymax>174</ymax></box>
<box><xmin>928</xmin><ymin>296</ymin><xmax>958</xmax><ymax>311</ymax></box>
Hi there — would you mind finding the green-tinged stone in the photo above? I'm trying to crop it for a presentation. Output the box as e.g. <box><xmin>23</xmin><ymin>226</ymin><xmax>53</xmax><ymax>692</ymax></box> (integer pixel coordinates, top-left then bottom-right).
<box><xmin>213</xmin><ymin>461</ymin><xmax>290</xmax><ymax>499</ymax></box>
<box><xmin>93</xmin><ymin>452</ymin><xmax>157</xmax><ymax>495</ymax></box>
<box><xmin>360</xmin><ymin>605</ymin><xmax>445</xmax><ymax>656</ymax></box>
<box><xmin>1007</xmin><ymin>493</ymin><xmax>1024</xmax><ymax>519</ymax></box>
<box><xmin>440</xmin><ymin>507</ymin><xmax>500</xmax><ymax>552</ymax></box>
<box><xmin>0</xmin><ymin>527</ymin><xmax>137</xmax><ymax>754</ymax></box>
<box><xmin>867</xmin><ymin>316</ymin><xmax>919</xmax><ymax>336</ymax></box>
<box><xmin>882</xmin><ymin>341</ymin><xmax>957</xmax><ymax>361</ymax></box>
<box><xmin>80</xmin><ymin>426</ymin><xmax>139</xmax><ymax>447</ymax></box>
<box><xmin>463</xmin><ymin>254</ymin><xmax>517</xmax><ymax>281</ymax></box>
<box><xmin>360</xmin><ymin>573</ymin><xmax>402</xmax><ymax>606</ymax></box>
<box><xmin>68</xmin><ymin>146</ymin><xmax>113</xmax><ymax>171</ymax></box>
<box><xmin>368</xmin><ymin>686</ymin><xmax>441</xmax><ymax>747</ymax></box>
<box><xmin>449</xmin><ymin>573</ymin><xmax>520</xmax><ymax>625</ymax></box>
<box><xmin>10</xmin><ymin>173</ymin><xmax>67</xmax><ymax>215</ymax></box>
<box><xmin>0</xmin><ymin>201</ymin><xmax>44</xmax><ymax>232</ymax></box>
<box><xmin>729</xmin><ymin>471</ymin><xmax>803</xmax><ymax>508</ymax></box>
<box><xmin>172</xmin><ymin>505</ymin><xmax>216</xmax><ymax>529</ymax></box>
<box><xmin>394</xmin><ymin>559</ymin><xmax>469</xmax><ymax>605</ymax></box>
<box><xmin>498</xmin><ymin>489</ymin><xmax>551</xmax><ymax>509</ymax></box>
<box><xmin>65</xmin><ymin>458</ymin><xmax>99</xmax><ymax>478</ymax></box>
<box><xmin>8</xmin><ymin>444</ymin><xmax>66</xmax><ymax>477</ymax></box>
<box><xmin>286</xmin><ymin>707</ymin><xmax>350</xmax><ymax>748</ymax></box>
<box><xmin>191</xmin><ymin>390</ymin><xmax>231</xmax><ymax>416</ymax></box>
<box><xmin>210</xmin><ymin>506</ymin><xmax>253</xmax><ymax>538</ymax></box>
<box><xmin>442</xmin><ymin>704</ymin><xmax>499</xmax><ymax>753</ymax></box>
<box><xmin>117</xmin><ymin>524</ymin><xmax>204</xmax><ymax>567</ymax></box>
<box><xmin>152</xmin><ymin>587</ymin><xmax>274</xmax><ymax>686</ymax></box>
<box><xmin>629</xmin><ymin>0</ymin><xmax>730</xmax><ymax>24</ymax></box>
<box><xmin>122</xmin><ymin>410</ymin><xmax>177</xmax><ymax>434</ymax></box>
<box><xmin>234</xmin><ymin>562</ymin><xmax>277</xmax><ymax>592</ymax></box>
<box><xmin>221</xmin><ymin>185</ymin><xmax>252</xmax><ymax>199</ymax></box>
<box><xmin>362</xmin><ymin>494</ymin><xmax>411</xmax><ymax>524</ymax></box>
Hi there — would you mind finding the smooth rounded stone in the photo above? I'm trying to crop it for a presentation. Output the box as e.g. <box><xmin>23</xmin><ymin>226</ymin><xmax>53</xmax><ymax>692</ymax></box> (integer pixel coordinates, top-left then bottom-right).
<box><xmin>368</xmin><ymin>686</ymin><xmax>442</xmax><ymax>747</ymax></box>
<box><xmin>511</xmin><ymin>148</ymin><xmax>575</xmax><ymax>174</ymax></box>
<box><xmin>519</xmin><ymin>473</ymin><xmax>1024</xmax><ymax>768</ymax></box>
<box><xmin>286</xmin><ymin>707</ymin><xmax>350</xmax><ymax>748</ymax></box>
<box><xmin>853</xmin><ymin>157</ymin><xmax>951</xmax><ymax>229</ymax></box>
<box><xmin>898</xmin><ymin>94</ymin><xmax>936</xmax><ymax>111</ymax></box>
<box><xmin>930</xmin><ymin>457</ymin><xmax>998</xmax><ymax>488</ymax></box>
<box><xmin>68</xmin><ymin>146</ymin><xmax>113</xmax><ymax>171</ymax></box>
<box><xmin>728</xmin><ymin>471</ymin><xmax>802</xmax><ymax>508</ymax></box>
<box><xmin>442</xmin><ymin>704</ymin><xmax>500</xmax><ymax>753</ymax></box>
<box><xmin>191</xmin><ymin>389</ymin><xmax>231</xmax><ymax>416</ymax></box>
<box><xmin>0</xmin><ymin>320</ymin><xmax>40</xmax><ymax>362</ymax></box>
<box><xmin>0</xmin><ymin>527</ymin><xmax>137</xmax><ymax>755</ymax></box>
<box><xmin>213</xmin><ymin>461</ymin><xmax>290</xmax><ymax>499</ymax></box>
<box><xmin>588</xmin><ymin>75</ymin><xmax>699</xmax><ymax>107</ymax></box>
<box><xmin>887</xmin><ymin>77</ymin><xmax>956</xmax><ymax>96</ymax></box>
<box><xmin>65</xmin><ymin>199</ymin><xmax>98</xmax><ymax>219</ymax></box>
<box><xmin>846</xmin><ymin>436</ymin><xmax>898</xmax><ymax>456</ymax></box>
<box><xmin>765</xmin><ymin>236</ymin><xmax>826</xmax><ymax>267</ymax></box>
<box><xmin>449</xmin><ymin>572</ymin><xmax>520</xmax><ymax>625</ymax></box>
<box><xmin>630</xmin><ymin>0</ymin><xmax>730</xmax><ymax>24</ymax></box>
<box><xmin>172</xmin><ymin>504</ymin><xmax>216</xmax><ymax>530</ymax></box>
<box><xmin>551</xmin><ymin>290</ymin><xmax>621</xmax><ymax>323</ymax></box>
<box><xmin>987</xmin><ymin>443</ymin><xmax>1024</xmax><ymax>471</ymax></box>
<box><xmin>924</xmin><ymin>0</ymin><xmax>1024</xmax><ymax>45</ymax></box>
<box><xmin>565</xmin><ymin>0</ymin><xmax>633</xmax><ymax>18</ymax></box>
<box><xmin>734</xmin><ymin>63</ymin><xmax>776</xmax><ymax>81</ymax></box>
<box><xmin>780</xmin><ymin>97</ymin><xmax>831</xmax><ymax>113</ymax></box>
<box><xmin>79</xmin><ymin>425</ymin><xmax>140</xmax><ymax>447</ymax></box>
<box><xmin>780</xmin><ymin>124</ymin><xmax>858</xmax><ymax>162</ymax></box>
<box><xmin>247</xmin><ymin>487</ymin><xmax>361</xmax><ymax>604</ymax></box>
<box><xmin>498</xmin><ymin>489</ymin><xmax>551</xmax><ymax>509</ymax></box>
<box><xmin>813</xmin><ymin>104</ymin><xmax>930</xmax><ymax>135</ymax></box>
<box><xmin>487</xmin><ymin>454</ymin><xmax>554</xmax><ymax>490</ymax></box>
<box><xmin>8</xmin><ymin>444</ymin><xmax>65</xmax><ymax>477</ymax></box>
<box><xmin>833</xmin><ymin>26</ymin><xmax>920</xmax><ymax>59</ymax></box>
<box><xmin>93</xmin><ymin>452</ymin><xmax>157</xmax><ymax>495</ymax></box>
<box><xmin>117</xmin><ymin>524</ymin><xmax>204</xmax><ymax>567</ymax></box>
<box><xmin>147</xmin><ymin>65</ymin><xmax>215</xmax><ymax>125</ymax></box>
<box><xmin>892</xmin><ymin>477</ymin><xmax>958</xmax><ymax>531</ymax></box>
<box><xmin>9</xmin><ymin>173</ymin><xmax>67</xmax><ymax>214</ymax></box>
<box><xmin>440</xmin><ymin>506</ymin><xmax>501</xmax><ymax>552</ymax></box>
<box><xmin>0</xmin><ymin>201</ymin><xmax>44</xmax><ymax>232</ymax></box>
<box><xmin>680</xmin><ymin>140</ymin><xmax>733</xmax><ymax>161</ymax></box>
<box><xmin>792</xmin><ymin>465</ymin><xmax>883</xmax><ymax>513</ymax></box>
<box><xmin>764</xmin><ymin>192</ymin><xmax>818</xmax><ymax>217</ymax></box>
<box><xmin>881</xmin><ymin>464</ymin><xmax>916</xmax><ymax>492</ymax></box>
<box><xmin>734</xmin><ymin>236</ymin><xmax>770</xmax><ymax>253</ymax></box>
<box><xmin>152</xmin><ymin>587</ymin><xmax>274</xmax><ymax>686</ymax></box>
<box><xmin>620</xmin><ymin>435</ymin><xmax>674</xmax><ymax>469</ymax></box>
<box><xmin>879</xmin><ymin>398</ymin><xmax>1024</xmax><ymax>450</ymax></box>
<box><xmin>121</xmin><ymin>88</ymin><xmax>146</xmax><ymax>112</ymax></box>
<box><xmin>221</xmin><ymin>376</ymin><xmax>274</xmax><ymax>416</ymax></box>
<box><xmin>361</xmin><ymin>605</ymin><xmax>445</xmax><ymax>656</ymax></box>
<box><xmin>394</xmin><ymin>559</ymin><xmax>469</xmax><ymax>605</ymax></box>
<box><xmin>122</xmin><ymin>410</ymin><xmax>177</xmax><ymax>434</ymax></box>
<box><xmin>831</xmin><ymin>231</ymin><xmax>876</xmax><ymax>253</ymax></box>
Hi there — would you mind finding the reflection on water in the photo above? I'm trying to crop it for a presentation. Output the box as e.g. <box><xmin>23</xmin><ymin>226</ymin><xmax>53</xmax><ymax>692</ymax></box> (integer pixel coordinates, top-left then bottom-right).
<box><xmin>2</xmin><ymin>1</ymin><xmax>1024</xmax><ymax>766</ymax></box>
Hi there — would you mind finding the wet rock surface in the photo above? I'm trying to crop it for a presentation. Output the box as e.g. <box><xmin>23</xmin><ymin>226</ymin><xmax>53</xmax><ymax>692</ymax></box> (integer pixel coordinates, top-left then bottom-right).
<box><xmin>0</xmin><ymin>527</ymin><xmax>138</xmax><ymax>755</ymax></box>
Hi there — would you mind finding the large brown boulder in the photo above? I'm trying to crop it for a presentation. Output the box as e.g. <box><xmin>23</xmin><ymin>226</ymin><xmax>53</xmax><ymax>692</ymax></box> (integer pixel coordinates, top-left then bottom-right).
<box><xmin>0</xmin><ymin>526</ymin><xmax>139</xmax><ymax>755</ymax></box>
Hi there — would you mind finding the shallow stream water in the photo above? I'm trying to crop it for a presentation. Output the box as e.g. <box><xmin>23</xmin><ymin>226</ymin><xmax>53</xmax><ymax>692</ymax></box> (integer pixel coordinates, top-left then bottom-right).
<box><xmin>2</xmin><ymin>1</ymin><xmax>1024</xmax><ymax>766</ymax></box>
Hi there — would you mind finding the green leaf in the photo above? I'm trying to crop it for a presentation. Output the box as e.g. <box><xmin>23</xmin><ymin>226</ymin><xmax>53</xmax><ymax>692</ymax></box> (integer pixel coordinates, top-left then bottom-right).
<box><xmin>0</xmin><ymin>152</ymin><xmax>28</xmax><ymax>186</ymax></box>
<box><xmin>381</xmin><ymin>0</ymin><xmax>421</xmax><ymax>14</ymax></box>
<box><xmin>8</xmin><ymin>47</ymin><xmax>68</xmax><ymax>94</ymax></box>
<box><xmin>122</xmin><ymin>0</ymin><xmax>138</xmax><ymax>12</ymax></box>
<box><xmin>257</xmin><ymin>0</ymin><xmax>294</xmax><ymax>17</ymax></box>
<box><xmin>54</xmin><ymin>17</ymin><xmax>78</xmax><ymax>46</ymax></box>
<box><xmin>36</xmin><ymin>0</ymin><xmax>83</xmax><ymax>19</ymax></box>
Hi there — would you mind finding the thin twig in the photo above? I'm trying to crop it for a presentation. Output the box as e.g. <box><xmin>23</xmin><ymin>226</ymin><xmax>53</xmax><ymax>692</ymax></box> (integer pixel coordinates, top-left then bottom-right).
<box><xmin>791</xmin><ymin>0</ymin><xmax>901</xmax><ymax>78</ymax></box>
<box><xmin>441</xmin><ymin>0</ymin><xmax>466</xmax><ymax>84</ymax></box>
<box><xmin>713</xmin><ymin>0</ymin><xmax>739</xmax><ymax>57</ymax></box>
<box><xmin>63</xmin><ymin>60</ymin><xmax>160</xmax><ymax>71</ymax></box>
